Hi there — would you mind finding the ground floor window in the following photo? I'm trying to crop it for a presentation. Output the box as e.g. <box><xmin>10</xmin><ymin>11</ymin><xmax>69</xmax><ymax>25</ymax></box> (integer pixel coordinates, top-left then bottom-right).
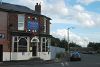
<box><xmin>18</xmin><ymin>38</ymin><xmax>27</xmax><ymax>52</ymax></box>
<box><xmin>12</xmin><ymin>36</ymin><xmax>51</xmax><ymax>53</ymax></box>
<box><xmin>12</xmin><ymin>36</ymin><xmax>29</xmax><ymax>52</ymax></box>
<box><xmin>41</xmin><ymin>37</ymin><xmax>51</xmax><ymax>52</ymax></box>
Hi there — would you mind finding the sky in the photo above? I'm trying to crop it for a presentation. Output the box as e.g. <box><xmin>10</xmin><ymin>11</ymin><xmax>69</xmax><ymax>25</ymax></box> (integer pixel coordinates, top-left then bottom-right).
<box><xmin>2</xmin><ymin>0</ymin><xmax>100</xmax><ymax>47</ymax></box>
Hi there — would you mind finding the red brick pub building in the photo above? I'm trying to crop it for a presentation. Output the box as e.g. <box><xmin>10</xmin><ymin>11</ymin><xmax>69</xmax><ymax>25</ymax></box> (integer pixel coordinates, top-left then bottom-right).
<box><xmin>0</xmin><ymin>2</ymin><xmax>52</xmax><ymax>61</ymax></box>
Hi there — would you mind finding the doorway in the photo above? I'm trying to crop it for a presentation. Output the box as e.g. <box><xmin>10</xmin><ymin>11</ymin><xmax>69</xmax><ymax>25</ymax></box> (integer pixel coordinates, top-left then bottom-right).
<box><xmin>0</xmin><ymin>45</ymin><xmax>3</xmax><ymax>61</ymax></box>
<box><xmin>32</xmin><ymin>42</ymin><xmax>37</xmax><ymax>56</ymax></box>
<box><xmin>31</xmin><ymin>37</ymin><xmax>39</xmax><ymax>56</ymax></box>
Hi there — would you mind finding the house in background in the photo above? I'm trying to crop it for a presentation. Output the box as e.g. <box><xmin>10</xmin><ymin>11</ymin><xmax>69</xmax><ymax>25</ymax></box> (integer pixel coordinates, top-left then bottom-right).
<box><xmin>0</xmin><ymin>2</ymin><xmax>53</xmax><ymax>61</ymax></box>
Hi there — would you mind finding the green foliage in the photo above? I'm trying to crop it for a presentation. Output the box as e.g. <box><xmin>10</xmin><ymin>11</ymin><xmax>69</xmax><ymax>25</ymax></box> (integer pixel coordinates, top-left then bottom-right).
<box><xmin>55</xmin><ymin>52</ymin><xmax>64</xmax><ymax>59</ymax></box>
<box><xmin>51</xmin><ymin>37</ymin><xmax>82</xmax><ymax>51</ymax></box>
<box><xmin>69</xmin><ymin>42</ymin><xmax>81</xmax><ymax>47</ymax></box>
<box><xmin>51</xmin><ymin>37</ymin><xmax>60</xmax><ymax>46</ymax></box>
<box><xmin>87</xmin><ymin>42</ymin><xmax>100</xmax><ymax>51</ymax></box>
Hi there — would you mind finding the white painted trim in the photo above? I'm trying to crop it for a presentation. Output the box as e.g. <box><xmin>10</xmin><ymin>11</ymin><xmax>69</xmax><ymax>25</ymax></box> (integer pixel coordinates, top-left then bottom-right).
<box><xmin>31</xmin><ymin>36</ymin><xmax>39</xmax><ymax>56</ymax></box>
<box><xmin>41</xmin><ymin>37</ymin><xmax>46</xmax><ymax>52</ymax></box>
<box><xmin>40</xmin><ymin>38</ymin><xmax>43</xmax><ymax>52</ymax></box>
<box><xmin>47</xmin><ymin>38</ymin><xmax>51</xmax><ymax>52</ymax></box>
<box><xmin>3</xmin><ymin>52</ymin><xmax>32</xmax><ymax>61</ymax></box>
<box><xmin>31</xmin><ymin>36</ymin><xmax>39</xmax><ymax>42</ymax></box>
<box><xmin>18</xmin><ymin>37</ymin><xmax>27</xmax><ymax>42</ymax></box>
<box><xmin>12</xmin><ymin>37</ymin><xmax>14</xmax><ymax>52</ymax></box>
<box><xmin>12</xmin><ymin>36</ymin><xmax>30</xmax><ymax>52</ymax></box>
<box><xmin>18</xmin><ymin>14</ymin><xmax>25</xmax><ymax>30</ymax></box>
<box><xmin>36</xmin><ymin>42</ymin><xmax>38</xmax><ymax>56</ymax></box>
<box><xmin>27</xmin><ymin>37</ymin><xmax>30</xmax><ymax>52</ymax></box>
<box><xmin>38</xmin><ymin>52</ymin><xmax>51</xmax><ymax>60</ymax></box>
<box><xmin>17</xmin><ymin>37</ymin><xmax>18</xmax><ymax>52</ymax></box>
<box><xmin>43</xmin><ymin>17</ymin><xmax>47</xmax><ymax>33</ymax></box>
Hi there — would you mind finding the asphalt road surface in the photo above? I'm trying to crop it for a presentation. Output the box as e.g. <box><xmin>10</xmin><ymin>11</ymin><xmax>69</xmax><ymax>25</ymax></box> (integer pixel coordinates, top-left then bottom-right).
<box><xmin>0</xmin><ymin>54</ymin><xmax>100</xmax><ymax>67</ymax></box>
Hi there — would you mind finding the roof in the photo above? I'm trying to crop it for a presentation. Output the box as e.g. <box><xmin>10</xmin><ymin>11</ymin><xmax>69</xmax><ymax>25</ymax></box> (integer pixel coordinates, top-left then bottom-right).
<box><xmin>0</xmin><ymin>2</ymin><xmax>51</xmax><ymax>20</ymax></box>
<box><xmin>0</xmin><ymin>2</ymin><xmax>36</xmax><ymax>14</ymax></box>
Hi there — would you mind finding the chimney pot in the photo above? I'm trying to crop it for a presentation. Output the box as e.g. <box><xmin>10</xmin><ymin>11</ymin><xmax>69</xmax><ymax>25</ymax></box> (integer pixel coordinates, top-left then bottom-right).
<box><xmin>35</xmin><ymin>3</ymin><xmax>41</xmax><ymax>14</ymax></box>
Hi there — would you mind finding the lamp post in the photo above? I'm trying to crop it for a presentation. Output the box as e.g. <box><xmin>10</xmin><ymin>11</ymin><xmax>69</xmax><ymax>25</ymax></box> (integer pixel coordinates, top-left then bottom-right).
<box><xmin>67</xmin><ymin>27</ymin><xmax>74</xmax><ymax>61</ymax></box>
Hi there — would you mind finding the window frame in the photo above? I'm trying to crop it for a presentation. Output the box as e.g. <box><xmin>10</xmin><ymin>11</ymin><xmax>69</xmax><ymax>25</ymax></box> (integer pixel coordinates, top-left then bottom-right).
<box><xmin>18</xmin><ymin>14</ymin><xmax>25</xmax><ymax>30</ymax></box>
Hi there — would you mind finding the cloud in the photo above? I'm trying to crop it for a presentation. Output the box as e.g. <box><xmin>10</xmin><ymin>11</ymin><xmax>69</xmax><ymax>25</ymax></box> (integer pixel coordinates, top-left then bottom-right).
<box><xmin>50</xmin><ymin>29</ymin><xmax>89</xmax><ymax>47</ymax></box>
<box><xmin>70</xmin><ymin>5</ymin><xmax>96</xmax><ymax>27</ymax></box>
<box><xmin>83</xmin><ymin>32</ymin><xmax>100</xmax><ymax>42</ymax></box>
<box><xmin>92</xmin><ymin>13</ymin><xmax>100</xmax><ymax>26</ymax></box>
<box><xmin>42</xmin><ymin>0</ymin><xmax>68</xmax><ymax>16</ymax></box>
<box><xmin>41</xmin><ymin>0</ymin><xmax>99</xmax><ymax>28</ymax></box>
<box><xmin>77</xmin><ymin>0</ymin><xmax>100</xmax><ymax>5</ymax></box>
<box><xmin>41</xmin><ymin>0</ymin><xmax>69</xmax><ymax>23</ymax></box>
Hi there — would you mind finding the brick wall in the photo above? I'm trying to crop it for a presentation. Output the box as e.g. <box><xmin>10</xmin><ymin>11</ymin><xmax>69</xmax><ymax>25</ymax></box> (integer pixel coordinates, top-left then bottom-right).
<box><xmin>0</xmin><ymin>11</ymin><xmax>9</xmax><ymax>52</ymax></box>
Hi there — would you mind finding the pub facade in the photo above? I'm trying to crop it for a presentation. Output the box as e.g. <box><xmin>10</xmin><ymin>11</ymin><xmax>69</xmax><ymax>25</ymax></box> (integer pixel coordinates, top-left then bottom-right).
<box><xmin>0</xmin><ymin>2</ymin><xmax>52</xmax><ymax>61</ymax></box>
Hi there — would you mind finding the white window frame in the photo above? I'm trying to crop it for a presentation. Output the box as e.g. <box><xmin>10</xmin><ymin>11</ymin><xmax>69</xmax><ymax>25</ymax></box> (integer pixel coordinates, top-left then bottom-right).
<box><xmin>43</xmin><ymin>18</ymin><xmax>46</xmax><ymax>33</ymax></box>
<box><xmin>12</xmin><ymin>36</ymin><xmax>29</xmax><ymax>52</ymax></box>
<box><xmin>41</xmin><ymin>37</ymin><xmax>49</xmax><ymax>52</ymax></box>
<box><xmin>18</xmin><ymin>14</ymin><xmax>25</xmax><ymax>30</ymax></box>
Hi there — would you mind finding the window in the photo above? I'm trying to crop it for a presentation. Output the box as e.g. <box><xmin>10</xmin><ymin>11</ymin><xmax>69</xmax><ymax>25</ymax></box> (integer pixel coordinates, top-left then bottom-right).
<box><xmin>18</xmin><ymin>14</ymin><xmax>25</xmax><ymax>30</ymax></box>
<box><xmin>13</xmin><ymin>37</ymin><xmax>28</xmax><ymax>52</ymax></box>
<box><xmin>18</xmin><ymin>38</ymin><xmax>27</xmax><ymax>52</ymax></box>
<box><xmin>41</xmin><ymin>37</ymin><xmax>48</xmax><ymax>52</ymax></box>
<box><xmin>43</xmin><ymin>17</ymin><xmax>47</xmax><ymax>33</ymax></box>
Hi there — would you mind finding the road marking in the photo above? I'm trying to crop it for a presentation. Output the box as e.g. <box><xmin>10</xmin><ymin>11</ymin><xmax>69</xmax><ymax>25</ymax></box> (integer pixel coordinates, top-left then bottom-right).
<box><xmin>61</xmin><ymin>62</ymin><xmax>69</xmax><ymax>66</ymax></box>
<box><xmin>61</xmin><ymin>62</ymin><xmax>64</xmax><ymax>66</ymax></box>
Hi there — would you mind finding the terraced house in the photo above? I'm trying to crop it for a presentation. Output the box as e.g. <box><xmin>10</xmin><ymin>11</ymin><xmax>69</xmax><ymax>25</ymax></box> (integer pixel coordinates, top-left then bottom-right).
<box><xmin>0</xmin><ymin>2</ymin><xmax>52</xmax><ymax>61</ymax></box>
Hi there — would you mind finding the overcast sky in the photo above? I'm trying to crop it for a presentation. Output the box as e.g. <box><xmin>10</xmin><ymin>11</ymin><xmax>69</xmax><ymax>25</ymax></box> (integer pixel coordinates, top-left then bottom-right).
<box><xmin>2</xmin><ymin>0</ymin><xmax>100</xmax><ymax>47</ymax></box>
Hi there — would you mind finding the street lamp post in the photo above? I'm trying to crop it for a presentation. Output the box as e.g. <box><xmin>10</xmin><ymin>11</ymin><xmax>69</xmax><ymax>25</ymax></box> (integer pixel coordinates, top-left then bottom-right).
<box><xmin>67</xmin><ymin>28</ymin><xmax>70</xmax><ymax>54</ymax></box>
<box><xmin>67</xmin><ymin>27</ymin><xmax>74</xmax><ymax>61</ymax></box>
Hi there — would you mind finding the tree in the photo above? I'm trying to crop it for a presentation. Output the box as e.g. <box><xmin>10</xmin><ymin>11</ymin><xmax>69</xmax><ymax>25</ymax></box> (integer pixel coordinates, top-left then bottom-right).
<box><xmin>69</xmin><ymin>42</ymin><xmax>81</xmax><ymax>47</ymax></box>
<box><xmin>51</xmin><ymin>37</ymin><xmax>81</xmax><ymax>51</ymax></box>
<box><xmin>51</xmin><ymin>37</ymin><xmax>60</xmax><ymax>47</ymax></box>
<box><xmin>87</xmin><ymin>42</ymin><xmax>100</xmax><ymax>51</ymax></box>
<box><xmin>60</xmin><ymin>38</ymin><xmax>68</xmax><ymax>51</ymax></box>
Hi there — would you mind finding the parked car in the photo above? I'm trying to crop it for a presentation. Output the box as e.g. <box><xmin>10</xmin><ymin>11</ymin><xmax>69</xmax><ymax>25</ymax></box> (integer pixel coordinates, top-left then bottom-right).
<box><xmin>82</xmin><ymin>51</ymin><xmax>96</xmax><ymax>54</ymax></box>
<box><xmin>70</xmin><ymin>51</ymin><xmax>81</xmax><ymax>61</ymax></box>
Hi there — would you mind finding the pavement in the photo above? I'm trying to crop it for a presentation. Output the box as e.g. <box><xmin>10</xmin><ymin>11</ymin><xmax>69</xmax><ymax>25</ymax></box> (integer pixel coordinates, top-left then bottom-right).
<box><xmin>0</xmin><ymin>58</ymin><xmax>58</xmax><ymax>66</ymax></box>
<box><xmin>0</xmin><ymin>54</ymin><xmax>100</xmax><ymax>67</ymax></box>
<box><xmin>0</xmin><ymin>54</ymin><xmax>69</xmax><ymax>66</ymax></box>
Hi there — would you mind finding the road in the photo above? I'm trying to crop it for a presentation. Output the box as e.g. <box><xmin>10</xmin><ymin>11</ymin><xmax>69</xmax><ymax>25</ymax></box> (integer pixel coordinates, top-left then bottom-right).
<box><xmin>0</xmin><ymin>54</ymin><xmax>100</xmax><ymax>67</ymax></box>
<box><xmin>68</xmin><ymin>54</ymin><xmax>100</xmax><ymax>67</ymax></box>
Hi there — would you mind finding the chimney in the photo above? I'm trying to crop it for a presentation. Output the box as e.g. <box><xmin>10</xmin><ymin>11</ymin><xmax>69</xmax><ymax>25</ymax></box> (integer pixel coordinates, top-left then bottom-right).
<box><xmin>35</xmin><ymin>3</ymin><xmax>41</xmax><ymax>14</ymax></box>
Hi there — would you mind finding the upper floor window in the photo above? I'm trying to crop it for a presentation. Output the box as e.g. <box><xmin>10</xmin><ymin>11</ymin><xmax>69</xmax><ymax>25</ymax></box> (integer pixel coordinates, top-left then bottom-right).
<box><xmin>18</xmin><ymin>14</ymin><xmax>25</xmax><ymax>30</ymax></box>
<box><xmin>44</xmin><ymin>17</ymin><xmax>47</xmax><ymax>33</ymax></box>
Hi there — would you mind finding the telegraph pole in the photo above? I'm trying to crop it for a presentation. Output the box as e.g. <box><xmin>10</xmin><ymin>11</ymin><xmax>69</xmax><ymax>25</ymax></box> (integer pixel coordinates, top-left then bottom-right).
<box><xmin>67</xmin><ymin>27</ymin><xmax>74</xmax><ymax>61</ymax></box>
